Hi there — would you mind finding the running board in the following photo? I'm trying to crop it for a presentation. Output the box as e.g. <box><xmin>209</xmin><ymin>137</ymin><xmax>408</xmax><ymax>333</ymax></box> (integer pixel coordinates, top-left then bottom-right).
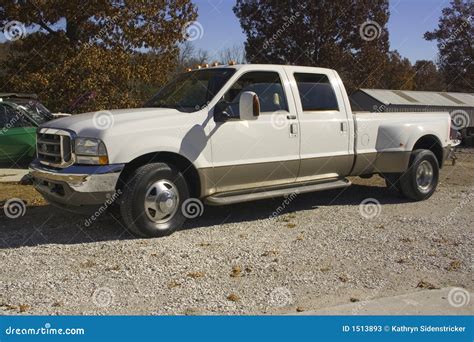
<box><xmin>204</xmin><ymin>178</ymin><xmax>351</xmax><ymax>205</ymax></box>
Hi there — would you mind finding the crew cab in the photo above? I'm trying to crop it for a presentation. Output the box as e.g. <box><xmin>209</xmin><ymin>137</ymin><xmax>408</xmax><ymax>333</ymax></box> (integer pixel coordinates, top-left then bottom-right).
<box><xmin>29</xmin><ymin>64</ymin><xmax>453</xmax><ymax>238</ymax></box>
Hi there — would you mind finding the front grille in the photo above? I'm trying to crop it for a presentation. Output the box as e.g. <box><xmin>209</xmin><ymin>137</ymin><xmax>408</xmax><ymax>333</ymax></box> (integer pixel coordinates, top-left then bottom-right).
<box><xmin>37</xmin><ymin>129</ymin><xmax>73</xmax><ymax>167</ymax></box>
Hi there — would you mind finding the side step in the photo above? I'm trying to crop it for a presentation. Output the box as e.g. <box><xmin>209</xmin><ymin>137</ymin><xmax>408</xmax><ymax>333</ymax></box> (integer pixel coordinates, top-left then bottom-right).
<box><xmin>204</xmin><ymin>178</ymin><xmax>351</xmax><ymax>205</ymax></box>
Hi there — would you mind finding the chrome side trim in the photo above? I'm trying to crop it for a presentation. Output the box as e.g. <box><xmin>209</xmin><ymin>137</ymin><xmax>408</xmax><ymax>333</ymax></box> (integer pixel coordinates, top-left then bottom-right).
<box><xmin>205</xmin><ymin>178</ymin><xmax>351</xmax><ymax>205</ymax></box>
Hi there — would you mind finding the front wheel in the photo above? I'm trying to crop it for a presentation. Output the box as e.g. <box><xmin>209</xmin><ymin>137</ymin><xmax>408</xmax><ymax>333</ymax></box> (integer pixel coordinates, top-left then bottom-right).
<box><xmin>399</xmin><ymin>149</ymin><xmax>439</xmax><ymax>201</ymax></box>
<box><xmin>120</xmin><ymin>162</ymin><xmax>190</xmax><ymax>238</ymax></box>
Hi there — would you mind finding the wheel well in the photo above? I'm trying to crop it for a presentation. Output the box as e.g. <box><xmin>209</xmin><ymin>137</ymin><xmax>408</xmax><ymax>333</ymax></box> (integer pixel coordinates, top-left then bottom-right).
<box><xmin>413</xmin><ymin>135</ymin><xmax>443</xmax><ymax>168</ymax></box>
<box><xmin>116</xmin><ymin>152</ymin><xmax>201</xmax><ymax>198</ymax></box>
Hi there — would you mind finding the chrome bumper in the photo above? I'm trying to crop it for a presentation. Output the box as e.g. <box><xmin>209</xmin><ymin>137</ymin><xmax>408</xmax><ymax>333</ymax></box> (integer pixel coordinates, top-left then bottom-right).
<box><xmin>29</xmin><ymin>160</ymin><xmax>124</xmax><ymax>207</ymax></box>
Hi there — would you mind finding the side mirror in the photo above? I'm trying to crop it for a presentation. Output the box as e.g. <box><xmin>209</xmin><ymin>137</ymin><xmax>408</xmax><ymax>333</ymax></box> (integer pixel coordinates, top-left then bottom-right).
<box><xmin>239</xmin><ymin>91</ymin><xmax>260</xmax><ymax>120</ymax></box>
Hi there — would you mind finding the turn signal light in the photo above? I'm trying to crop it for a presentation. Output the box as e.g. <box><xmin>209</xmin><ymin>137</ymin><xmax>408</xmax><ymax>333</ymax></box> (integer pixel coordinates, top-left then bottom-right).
<box><xmin>99</xmin><ymin>156</ymin><xmax>109</xmax><ymax>165</ymax></box>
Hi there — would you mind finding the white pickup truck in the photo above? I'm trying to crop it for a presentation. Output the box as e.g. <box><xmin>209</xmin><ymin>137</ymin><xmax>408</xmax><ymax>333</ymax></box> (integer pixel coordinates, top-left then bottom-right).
<box><xmin>29</xmin><ymin>64</ymin><xmax>453</xmax><ymax>237</ymax></box>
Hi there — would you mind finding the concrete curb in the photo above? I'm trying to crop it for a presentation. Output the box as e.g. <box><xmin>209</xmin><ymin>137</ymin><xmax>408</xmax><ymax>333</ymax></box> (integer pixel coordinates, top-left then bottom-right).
<box><xmin>0</xmin><ymin>168</ymin><xmax>29</xmax><ymax>183</ymax></box>
<box><xmin>292</xmin><ymin>288</ymin><xmax>473</xmax><ymax>315</ymax></box>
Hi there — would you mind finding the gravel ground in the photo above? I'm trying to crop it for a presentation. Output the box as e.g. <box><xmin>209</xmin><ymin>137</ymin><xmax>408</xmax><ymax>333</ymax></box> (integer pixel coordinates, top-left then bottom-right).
<box><xmin>0</xmin><ymin>150</ymin><xmax>473</xmax><ymax>315</ymax></box>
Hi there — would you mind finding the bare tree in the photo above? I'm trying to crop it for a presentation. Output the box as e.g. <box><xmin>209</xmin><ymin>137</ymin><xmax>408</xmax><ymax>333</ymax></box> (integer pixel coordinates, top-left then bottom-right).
<box><xmin>177</xmin><ymin>42</ymin><xmax>212</xmax><ymax>70</ymax></box>
<box><xmin>178</xmin><ymin>41</ymin><xmax>196</xmax><ymax>67</ymax></box>
<box><xmin>177</xmin><ymin>42</ymin><xmax>246</xmax><ymax>72</ymax></box>
<box><xmin>218</xmin><ymin>44</ymin><xmax>247</xmax><ymax>64</ymax></box>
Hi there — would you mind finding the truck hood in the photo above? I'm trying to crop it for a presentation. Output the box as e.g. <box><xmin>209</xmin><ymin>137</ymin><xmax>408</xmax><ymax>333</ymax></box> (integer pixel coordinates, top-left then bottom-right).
<box><xmin>41</xmin><ymin>107</ymin><xmax>191</xmax><ymax>138</ymax></box>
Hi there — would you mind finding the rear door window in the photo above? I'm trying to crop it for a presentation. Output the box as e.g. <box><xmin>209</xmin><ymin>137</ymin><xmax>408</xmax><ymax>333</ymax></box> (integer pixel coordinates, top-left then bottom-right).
<box><xmin>294</xmin><ymin>73</ymin><xmax>339</xmax><ymax>111</ymax></box>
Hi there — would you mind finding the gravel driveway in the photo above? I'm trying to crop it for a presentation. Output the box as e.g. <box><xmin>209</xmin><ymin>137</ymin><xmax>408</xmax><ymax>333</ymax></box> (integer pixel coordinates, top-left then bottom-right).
<box><xmin>1</xmin><ymin>150</ymin><xmax>473</xmax><ymax>315</ymax></box>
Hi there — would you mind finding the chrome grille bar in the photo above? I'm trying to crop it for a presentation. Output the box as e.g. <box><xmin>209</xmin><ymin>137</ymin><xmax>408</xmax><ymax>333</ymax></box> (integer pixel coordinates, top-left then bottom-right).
<box><xmin>37</xmin><ymin>128</ymin><xmax>74</xmax><ymax>168</ymax></box>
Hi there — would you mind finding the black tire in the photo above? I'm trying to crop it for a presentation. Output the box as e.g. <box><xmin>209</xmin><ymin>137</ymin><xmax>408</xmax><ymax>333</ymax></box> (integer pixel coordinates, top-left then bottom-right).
<box><xmin>119</xmin><ymin>162</ymin><xmax>189</xmax><ymax>238</ymax></box>
<box><xmin>399</xmin><ymin>149</ymin><xmax>439</xmax><ymax>201</ymax></box>
<box><xmin>384</xmin><ymin>173</ymin><xmax>403</xmax><ymax>192</ymax></box>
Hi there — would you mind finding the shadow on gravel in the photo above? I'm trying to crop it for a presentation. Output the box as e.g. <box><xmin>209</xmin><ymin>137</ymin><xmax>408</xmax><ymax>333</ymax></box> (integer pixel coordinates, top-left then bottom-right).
<box><xmin>0</xmin><ymin>184</ymin><xmax>408</xmax><ymax>249</ymax></box>
<box><xmin>181</xmin><ymin>184</ymin><xmax>408</xmax><ymax>231</ymax></box>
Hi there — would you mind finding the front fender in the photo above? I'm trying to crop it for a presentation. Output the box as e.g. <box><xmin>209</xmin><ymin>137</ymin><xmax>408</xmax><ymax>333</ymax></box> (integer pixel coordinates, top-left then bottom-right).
<box><xmin>103</xmin><ymin>126</ymin><xmax>212</xmax><ymax>170</ymax></box>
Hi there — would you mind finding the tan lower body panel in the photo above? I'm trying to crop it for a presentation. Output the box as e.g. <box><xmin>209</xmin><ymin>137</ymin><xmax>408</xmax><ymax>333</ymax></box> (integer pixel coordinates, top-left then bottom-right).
<box><xmin>350</xmin><ymin>151</ymin><xmax>411</xmax><ymax>176</ymax></box>
<box><xmin>198</xmin><ymin>151</ymin><xmax>413</xmax><ymax>197</ymax></box>
<box><xmin>297</xmin><ymin>154</ymin><xmax>353</xmax><ymax>182</ymax></box>
<box><xmin>209</xmin><ymin>159</ymin><xmax>300</xmax><ymax>194</ymax></box>
<box><xmin>198</xmin><ymin>155</ymin><xmax>351</xmax><ymax>197</ymax></box>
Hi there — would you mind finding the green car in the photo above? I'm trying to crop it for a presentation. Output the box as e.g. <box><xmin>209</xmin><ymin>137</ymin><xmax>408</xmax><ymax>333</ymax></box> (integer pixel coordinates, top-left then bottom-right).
<box><xmin>0</xmin><ymin>94</ymin><xmax>54</xmax><ymax>166</ymax></box>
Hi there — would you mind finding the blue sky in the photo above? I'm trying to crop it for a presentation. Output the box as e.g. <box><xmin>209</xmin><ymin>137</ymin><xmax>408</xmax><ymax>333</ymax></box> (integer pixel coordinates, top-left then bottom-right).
<box><xmin>0</xmin><ymin>0</ymin><xmax>450</xmax><ymax>63</ymax></box>
<box><xmin>192</xmin><ymin>0</ymin><xmax>451</xmax><ymax>63</ymax></box>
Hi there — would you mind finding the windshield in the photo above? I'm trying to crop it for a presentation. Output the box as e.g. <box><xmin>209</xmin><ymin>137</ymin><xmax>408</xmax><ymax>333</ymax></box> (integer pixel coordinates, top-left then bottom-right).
<box><xmin>12</xmin><ymin>99</ymin><xmax>53</xmax><ymax>125</ymax></box>
<box><xmin>145</xmin><ymin>68</ymin><xmax>236</xmax><ymax>112</ymax></box>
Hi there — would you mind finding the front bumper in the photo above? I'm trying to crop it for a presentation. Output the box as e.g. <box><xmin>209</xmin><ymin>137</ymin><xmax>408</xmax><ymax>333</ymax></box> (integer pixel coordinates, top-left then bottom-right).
<box><xmin>29</xmin><ymin>160</ymin><xmax>124</xmax><ymax>207</ymax></box>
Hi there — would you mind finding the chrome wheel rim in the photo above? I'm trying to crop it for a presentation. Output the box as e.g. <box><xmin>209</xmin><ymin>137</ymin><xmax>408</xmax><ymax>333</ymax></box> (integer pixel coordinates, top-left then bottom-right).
<box><xmin>415</xmin><ymin>160</ymin><xmax>434</xmax><ymax>192</ymax></box>
<box><xmin>144</xmin><ymin>179</ymin><xmax>179</xmax><ymax>224</ymax></box>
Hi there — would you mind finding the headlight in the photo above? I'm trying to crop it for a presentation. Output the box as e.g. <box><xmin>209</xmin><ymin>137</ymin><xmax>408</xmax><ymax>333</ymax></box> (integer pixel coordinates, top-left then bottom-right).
<box><xmin>74</xmin><ymin>137</ymin><xmax>109</xmax><ymax>165</ymax></box>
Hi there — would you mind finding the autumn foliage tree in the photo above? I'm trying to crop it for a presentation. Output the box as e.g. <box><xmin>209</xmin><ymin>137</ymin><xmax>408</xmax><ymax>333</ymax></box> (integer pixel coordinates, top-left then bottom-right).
<box><xmin>381</xmin><ymin>50</ymin><xmax>415</xmax><ymax>90</ymax></box>
<box><xmin>424</xmin><ymin>0</ymin><xmax>473</xmax><ymax>92</ymax></box>
<box><xmin>413</xmin><ymin>60</ymin><xmax>445</xmax><ymax>91</ymax></box>
<box><xmin>0</xmin><ymin>0</ymin><xmax>197</xmax><ymax>112</ymax></box>
<box><xmin>234</xmin><ymin>0</ymin><xmax>471</xmax><ymax>93</ymax></box>
<box><xmin>233</xmin><ymin>0</ymin><xmax>391</xmax><ymax>93</ymax></box>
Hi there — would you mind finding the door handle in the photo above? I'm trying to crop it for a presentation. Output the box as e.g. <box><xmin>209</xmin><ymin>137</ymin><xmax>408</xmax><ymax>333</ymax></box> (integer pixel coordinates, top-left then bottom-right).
<box><xmin>340</xmin><ymin>122</ymin><xmax>347</xmax><ymax>132</ymax></box>
<box><xmin>287</xmin><ymin>114</ymin><xmax>297</xmax><ymax>120</ymax></box>
<box><xmin>290</xmin><ymin>123</ymin><xmax>298</xmax><ymax>136</ymax></box>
